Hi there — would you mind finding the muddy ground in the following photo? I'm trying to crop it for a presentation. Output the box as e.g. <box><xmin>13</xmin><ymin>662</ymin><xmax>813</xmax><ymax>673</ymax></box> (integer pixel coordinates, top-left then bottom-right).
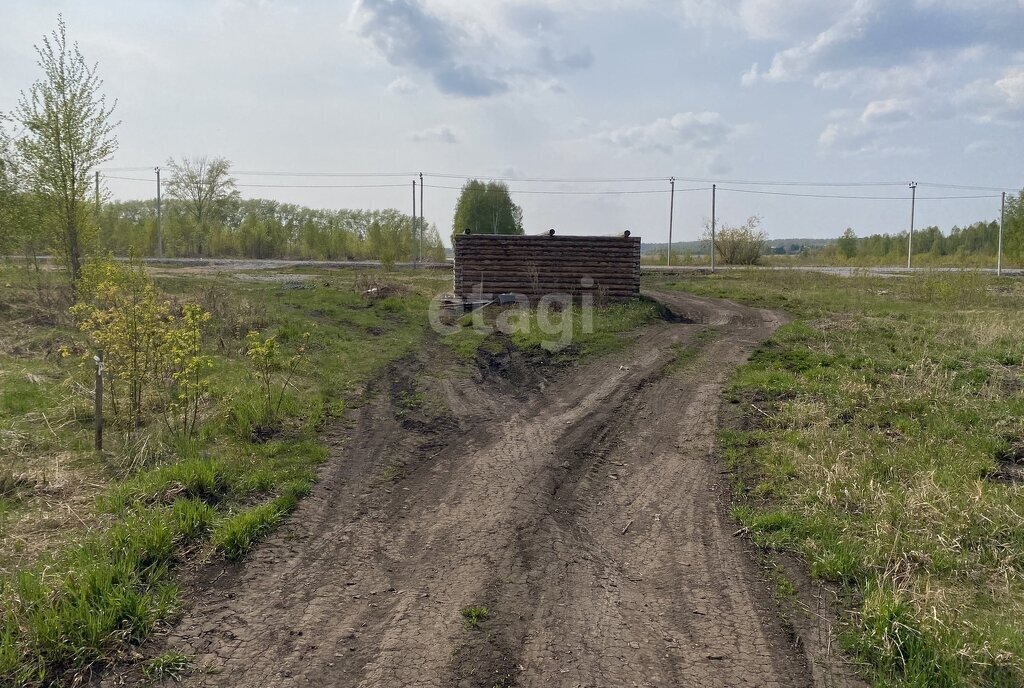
<box><xmin>115</xmin><ymin>290</ymin><xmax>862</xmax><ymax>687</ymax></box>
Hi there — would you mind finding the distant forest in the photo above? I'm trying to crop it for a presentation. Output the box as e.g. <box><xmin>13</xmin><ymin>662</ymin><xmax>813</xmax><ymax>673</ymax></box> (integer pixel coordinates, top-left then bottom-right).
<box><xmin>95</xmin><ymin>198</ymin><xmax>447</xmax><ymax>264</ymax></box>
<box><xmin>823</xmin><ymin>220</ymin><xmax>1010</xmax><ymax>265</ymax></box>
<box><xmin>78</xmin><ymin>205</ymin><xmax>1024</xmax><ymax>267</ymax></box>
<box><xmin>641</xmin><ymin>203</ymin><xmax>1021</xmax><ymax>267</ymax></box>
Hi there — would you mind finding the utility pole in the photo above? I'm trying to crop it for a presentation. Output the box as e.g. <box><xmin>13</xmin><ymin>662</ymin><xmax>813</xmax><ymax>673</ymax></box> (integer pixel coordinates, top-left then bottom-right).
<box><xmin>419</xmin><ymin>172</ymin><xmax>424</xmax><ymax>264</ymax></box>
<box><xmin>907</xmin><ymin>181</ymin><xmax>917</xmax><ymax>269</ymax></box>
<box><xmin>998</xmin><ymin>191</ymin><xmax>1005</xmax><ymax>277</ymax></box>
<box><xmin>155</xmin><ymin>167</ymin><xmax>163</xmax><ymax>258</ymax></box>
<box><xmin>412</xmin><ymin>178</ymin><xmax>417</xmax><ymax>265</ymax></box>
<box><xmin>711</xmin><ymin>183</ymin><xmax>717</xmax><ymax>273</ymax></box>
<box><xmin>667</xmin><ymin>177</ymin><xmax>675</xmax><ymax>267</ymax></box>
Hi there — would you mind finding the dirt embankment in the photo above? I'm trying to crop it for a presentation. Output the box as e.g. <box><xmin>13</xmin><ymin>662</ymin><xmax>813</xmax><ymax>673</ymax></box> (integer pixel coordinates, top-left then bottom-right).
<box><xmin>126</xmin><ymin>291</ymin><xmax>858</xmax><ymax>687</ymax></box>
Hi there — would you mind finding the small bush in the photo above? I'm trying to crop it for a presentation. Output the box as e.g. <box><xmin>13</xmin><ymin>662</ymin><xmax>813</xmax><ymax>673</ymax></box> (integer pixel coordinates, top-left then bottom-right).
<box><xmin>703</xmin><ymin>216</ymin><xmax>767</xmax><ymax>265</ymax></box>
<box><xmin>460</xmin><ymin>605</ymin><xmax>489</xmax><ymax>629</ymax></box>
<box><xmin>142</xmin><ymin>651</ymin><xmax>191</xmax><ymax>681</ymax></box>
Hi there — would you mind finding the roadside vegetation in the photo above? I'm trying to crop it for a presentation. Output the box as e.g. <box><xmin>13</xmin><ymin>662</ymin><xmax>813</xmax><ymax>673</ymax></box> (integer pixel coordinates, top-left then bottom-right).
<box><xmin>0</xmin><ymin>261</ymin><xmax>448</xmax><ymax>686</ymax></box>
<box><xmin>647</xmin><ymin>270</ymin><xmax>1024</xmax><ymax>687</ymax></box>
<box><xmin>443</xmin><ymin>298</ymin><xmax>663</xmax><ymax>360</ymax></box>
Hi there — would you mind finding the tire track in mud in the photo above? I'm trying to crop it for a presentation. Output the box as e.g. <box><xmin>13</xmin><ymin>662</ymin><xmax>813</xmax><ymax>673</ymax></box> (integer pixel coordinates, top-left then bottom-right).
<box><xmin>141</xmin><ymin>291</ymin><xmax>843</xmax><ymax>687</ymax></box>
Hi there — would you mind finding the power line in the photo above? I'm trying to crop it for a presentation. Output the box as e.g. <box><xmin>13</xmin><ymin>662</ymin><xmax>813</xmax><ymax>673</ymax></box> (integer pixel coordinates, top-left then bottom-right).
<box><xmin>101</xmin><ymin>175</ymin><xmax>408</xmax><ymax>189</ymax></box>
<box><xmin>424</xmin><ymin>172</ymin><xmax>670</xmax><ymax>183</ymax></box>
<box><xmin>917</xmin><ymin>181</ymin><xmax>1019</xmax><ymax>193</ymax></box>
<box><xmin>423</xmin><ymin>183</ymin><xmax>709</xmax><ymax>196</ymax></box>
<box><xmin>235</xmin><ymin>182</ymin><xmax>408</xmax><ymax>189</ymax></box>
<box><xmin>103</xmin><ymin>175</ymin><xmax>153</xmax><ymax>182</ymax></box>
<box><xmin>669</xmin><ymin>176</ymin><xmax>906</xmax><ymax>188</ymax></box>
<box><xmin>233</xmin><ymin>170</ymin><xmax>415</xmax><ymax>178</ymax></box>
<box><xmin>97</xmin><ymin>167</ymin><xmax>1020</xmax><ymax>191</ymax></box>
<box><xmin>716</xmin><ymin>187</ymin><xmax>1001</xmax><ymax>200</ymax></box>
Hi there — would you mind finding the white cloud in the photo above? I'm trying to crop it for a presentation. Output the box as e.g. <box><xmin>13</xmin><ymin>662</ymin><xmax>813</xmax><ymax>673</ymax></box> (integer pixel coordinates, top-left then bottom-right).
<box><xmin>742</xmin><ymin>0</ymin><xmax>876</xmax><ymax>84</ymax></box>
<box><xmin>594</xmin><ymin>111</ymin><xmax>744</xmax><ymax>161</ymax></box>
<box><xmin>387</xmin><ymin>76</ymin><xmax>418</xmax><ymax>94</ymax></box>
<box><xmin>954</xmin><ymin>65</ymin><xmax>1024</xmax><ymax>124</ymax></box>
<box><xmin>409</xmin><ymin>125</ymin><xmax>459</xmax><ymax>143</ymax></box>
<box><xmin>964</xmin><ymin>139</ymin><xmax>997</xmax><ymax>155</ymax></box>
<box><xmin>860</xmin><ymin>99</ymin><xmax>914</xmax><ymax>125</ymax></box>
<box><xmin>819</xmin><ymin>98</ymin><xmax>923</xmax><ymax>157</ymax></box>
<box><xmin>737</xmin><ymin>0</ymin><xmax>853</xmax><ymax>41</ymax></box>
<box><xmin>996</xmin><ymin>66</ymin><xmax>1024</xmax><ymax>106</ymax></box>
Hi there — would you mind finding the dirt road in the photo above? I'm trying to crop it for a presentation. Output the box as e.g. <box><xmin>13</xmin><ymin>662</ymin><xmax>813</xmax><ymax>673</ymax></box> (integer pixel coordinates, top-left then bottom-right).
<box><xmin>148</xmin><ymin>291</ymin><xmax>838</xmax><ymax>687</ymax></box>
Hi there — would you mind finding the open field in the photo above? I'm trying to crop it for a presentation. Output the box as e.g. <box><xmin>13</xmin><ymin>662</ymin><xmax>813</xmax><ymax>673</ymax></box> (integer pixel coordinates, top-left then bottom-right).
<box><xmin>2</xmin><ymin>261</ymin><xmax>1021</xmax><ymax>687</ymax></box>
<box><xmin>645</xmin><ymin>269</ymin><xmax>1024</xmax><ymax>687</ymax></box>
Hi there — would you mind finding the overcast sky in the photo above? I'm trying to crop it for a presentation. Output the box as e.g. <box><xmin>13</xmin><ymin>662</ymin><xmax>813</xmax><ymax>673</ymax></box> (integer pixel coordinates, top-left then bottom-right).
<box><xmin>3</xmin><ymin>0</ymin><xmax>1023</xmax><ymax>244</ymax></box>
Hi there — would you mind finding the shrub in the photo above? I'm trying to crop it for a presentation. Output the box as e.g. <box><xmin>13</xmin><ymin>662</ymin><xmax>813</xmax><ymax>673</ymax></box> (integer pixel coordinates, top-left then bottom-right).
<box><xmin>703</xmin><ymin>216</ymin><xmax>767</xmax><ymax>265</ymax></box>
<box><xmin>69</xmin><ymin>255</ymin><xmax>212</xmax><ymax>437</ymax></box>
<box><xmin>244</xmin><ymin>329</ymin><xmax>309</xmax><ymax>427</ymax></box>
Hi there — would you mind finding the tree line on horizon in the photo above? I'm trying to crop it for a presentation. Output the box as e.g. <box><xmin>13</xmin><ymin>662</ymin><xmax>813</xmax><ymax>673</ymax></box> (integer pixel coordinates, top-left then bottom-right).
<box><xmin>642</xmin><ymin>207</ymin><xmax>1023</xmax><ymax>267</ymax></box>
<box><xmin>94</xmin><ymin>189</ymin><xmax>447</xmax><ymax>264</ymax></box>
<box><xmin>820</xmin><ymin>212</ymin><xmax>1023</xmax><ymax>266</ymax></box>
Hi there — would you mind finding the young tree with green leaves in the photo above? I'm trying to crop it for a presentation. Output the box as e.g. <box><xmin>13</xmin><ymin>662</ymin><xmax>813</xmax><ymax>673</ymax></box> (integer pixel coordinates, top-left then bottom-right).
<box><xmin>836</xmin><ymin>227</ymin><xmax>858</xmax><ymax>259</ymax></box>
<box><xmin>14</xmin><ymin>16</ymin><xmax>118</xmax><ymax>282</ymax></box>
<box><xmin>452</xmin><ymin>179</ymin><xmax>524</xmax><ymax>239</ymax></box>
<box><xmin>166</xmin><ymin>156</ymin><xmax>238</xmax><ymax>255</ymax></box>
<box><xmin>1004</xmin><ymin>189</ymin><xmax>1024</xmax><ymax>266</ymax></box>
<box><xmin>0</xmin><ymin>120</ymin><xmax>22</xmax><ymax>256</ymax></box>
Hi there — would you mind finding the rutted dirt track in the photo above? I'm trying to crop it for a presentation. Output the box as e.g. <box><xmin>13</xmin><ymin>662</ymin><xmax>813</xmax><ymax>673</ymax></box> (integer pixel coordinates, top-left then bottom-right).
<box><xmin>148</xmin><ymin>291</ymin><xmax>839</xmax><ymax>687</ymax></box>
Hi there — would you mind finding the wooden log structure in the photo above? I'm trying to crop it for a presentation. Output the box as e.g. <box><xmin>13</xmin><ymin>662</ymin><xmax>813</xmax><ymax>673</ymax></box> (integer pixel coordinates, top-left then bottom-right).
<box><xmin>453</xmin><ymin>233</ymin><xmax>641</xmax><ymax>301</ymax></box>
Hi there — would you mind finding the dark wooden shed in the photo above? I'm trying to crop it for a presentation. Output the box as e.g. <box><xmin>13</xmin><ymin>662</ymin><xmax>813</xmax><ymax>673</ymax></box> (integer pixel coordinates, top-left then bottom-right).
<box><xmin>453</xmin><ymin>233</ymin><xmax>641</xmax><ymax>301</ymax></box>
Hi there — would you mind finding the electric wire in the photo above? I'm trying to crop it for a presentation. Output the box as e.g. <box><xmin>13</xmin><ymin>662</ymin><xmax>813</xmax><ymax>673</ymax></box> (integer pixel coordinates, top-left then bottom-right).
<box><xmin>102</xmin><ymin>175</ymin><xmax>409</xmax><ymax>189</ymax></box>
<box><xmin>422</xmin><ymin>183</ymin><xmax>707</xmax><ymax>196</ymax></box>
<box><xmin>98</xmin><ymin>171</ymin><xmax>1018</xmax><ymax>196</ymax></box>
<box><xmin>717</xmin><ymin>187</ymin><xmax>1002</xmax><ymax>200</ymax></box>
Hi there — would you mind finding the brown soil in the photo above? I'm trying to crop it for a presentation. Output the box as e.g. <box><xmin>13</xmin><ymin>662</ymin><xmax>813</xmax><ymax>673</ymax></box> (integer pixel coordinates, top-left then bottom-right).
<box><xmin>129</xmin><ymin>291</ymin><xmax>860</xmax><ymax>687</ymax></box>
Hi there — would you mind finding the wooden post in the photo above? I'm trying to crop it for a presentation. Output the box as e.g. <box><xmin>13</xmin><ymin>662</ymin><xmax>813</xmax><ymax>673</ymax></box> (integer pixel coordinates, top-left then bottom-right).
<box><xmin>94</xmin><ymin>351</ymin><xmax>103</xmax><ymax>451</ymax></box>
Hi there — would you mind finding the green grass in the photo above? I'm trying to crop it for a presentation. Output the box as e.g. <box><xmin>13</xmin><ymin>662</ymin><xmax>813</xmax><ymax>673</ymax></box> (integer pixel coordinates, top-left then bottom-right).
<box><xmin>444</xmin><ymin>298</ymin><xmax>663</xmax><ymax>361</ymax></box>
<box><xmin>460</xmin><ymin>605</ymin><xmax>490</xmax><ymax>629</ymax></box>
<box><xmin>649</xmin><ymin>270</ymin><xmax>1024</xmax><ymax>687</ymax></box>
<box><xmin>142</xmin><ymin>651</ymin><xmax>191</xmax><ymax>682</ymax></box>
<box><xmin>0</xmin><ymin>265</ymin><xmax>449</xmax><ymax>687</ymax></box>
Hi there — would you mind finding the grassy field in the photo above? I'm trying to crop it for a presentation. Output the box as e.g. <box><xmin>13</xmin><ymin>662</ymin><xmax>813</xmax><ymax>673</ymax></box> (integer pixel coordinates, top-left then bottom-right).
<box><xmin>646</xmin><ymin>270</ymin><xmax>1024</xmax><ymax>687</ymax></box>
<box><xmin>0</xmin><ymin>264</ymin><xmax>453</xmax><ymax>686</ymax></box>
<box><xmin>442</xmin><ymin>297</ymin><xmax>663</xmax><ymax>360</ymax></box>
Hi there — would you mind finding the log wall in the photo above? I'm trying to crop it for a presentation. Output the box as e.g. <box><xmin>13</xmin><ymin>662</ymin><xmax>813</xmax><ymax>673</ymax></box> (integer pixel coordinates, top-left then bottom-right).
<box><xmin>453</xmin><ymin>234</ymin><xmax>641</xmax><ymax>300</ymax></box>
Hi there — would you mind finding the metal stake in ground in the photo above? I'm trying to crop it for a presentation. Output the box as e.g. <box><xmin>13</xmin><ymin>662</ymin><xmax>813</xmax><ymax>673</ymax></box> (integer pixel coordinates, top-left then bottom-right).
<box><xmin>94</xmin><ymin>351</ymin><xmax>104</xmax><ymax>451</ymax></box>
<box><xmin>412</xmin><ymin>178</ymin><xmax>417</xmax><ymax>266</ymax></box>
<box><xmin>667</xmin><ymin>177</ymin><xmax>675</xmax><ymax>267</ymax></box>
<box><xmin>907</xmin><ymin>181</ymin><xmax>917</xmax><ymax>269</ymax></box>
<box><xmin>998</xmin><ymin>191</ymin><xmax>1005</xmax><ymax>277</ymax></box>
